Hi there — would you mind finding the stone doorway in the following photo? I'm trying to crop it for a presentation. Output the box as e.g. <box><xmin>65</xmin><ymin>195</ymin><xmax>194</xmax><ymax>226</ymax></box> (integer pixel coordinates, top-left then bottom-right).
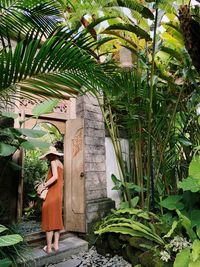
<box><xmin>21</xmin><ymin>122</ymin><xmax>63</xmax><ymax>235</ymax></box>
<box><xmin>15</xmin><ymin>94</ymin><xmax>114</xmax><ymax>235</ymax></box>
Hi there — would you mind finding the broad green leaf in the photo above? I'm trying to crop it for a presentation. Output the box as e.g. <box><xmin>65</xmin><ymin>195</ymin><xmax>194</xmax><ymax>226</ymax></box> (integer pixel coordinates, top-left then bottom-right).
<box><xmin>21</xmin><ymin>139</ymin><xmax>50</xmax><ymax>150</ymax></box>
<box><xmin>160</xmin><ymin>195</ymin><xmax>184</xmax><ymax>210</ymax></box>
<box><xmin>18</xmin><ymin>128</ymin><xmax>46</xmax><ymax>138</ymax></box>
<box><xmin>95</xmin><ymin>222</ymin><xmax>164</xmax><ymax>244</ymax></box>
<box><xmin>0</xmin><ymin>143</ymin><xmax>17</xmax><ymax>156</ymax></box>
<box><xmin>196</xmin><ymin>225</ymin><xmax>200</xmax><ymax>239</ymax></box>
<box><xmin>0</xmin><ymin>234</ymin><xmax>23</xmax><ymax>247</ymax></box>
<box><xmin>189</xmin><ymin>260</ymin><xmax>200</xmax><ymax>267</ymax></box>
<box><xmin>119</xmin><ymin>201</ymin><xmax>129</xmax><ymax>209</ymax></box>
<box><xmin>191</xmin><ymin>239</ymin><xmax>200</xmax><ymax>262</ymax></box>
<box><xmin>115</xmin><ymin>208</ymin><xmax>151</xmax><ymax>220</ymax></box>
<box><xmin>0</xmin><ymin>225</ymin><xmax>7</xmax><ymax>234</ymax></box>
<box><xmin>189</xmin><ymin>156</ymin><xmax>200</xmax><ymax>180</ymax></box>
<box><xmin>190</xmin><ymin>210</ymin><xmax>200</xmax><ymax>228</ymax></box>
<box><xmin>178</xmin><ymin>177</ymin><xmax>200</xmax><ymax>193</ymax></box>
<box><xmin>32</xmin><ymin>99</ymin><xmax>59</xmax><ymax>118</ymax></box>
<box><xmin>131</xmin><ymin>196</ymin><xmax>139</xmax><ymax>208</ymax></box>
<box><xmin>120</xmin><ymin>197</ymin><xmax>139</xmax><ymax>209</ymax></box>
<box><xmin>174</xmin><ymin>248</ymin><xmax>190</xmax><ymax>267</ymax></box>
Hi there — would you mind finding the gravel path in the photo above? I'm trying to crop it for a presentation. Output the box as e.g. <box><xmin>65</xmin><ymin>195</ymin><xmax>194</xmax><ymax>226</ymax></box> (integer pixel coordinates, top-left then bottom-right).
<box><xmin>48</xmin><ymin>247</ymin><xmax>131</xmax><ymax>267</ymax></box>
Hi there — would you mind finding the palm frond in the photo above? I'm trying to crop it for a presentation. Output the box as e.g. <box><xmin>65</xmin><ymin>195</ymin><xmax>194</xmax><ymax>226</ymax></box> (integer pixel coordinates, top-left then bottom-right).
<box><xmin>106</xmin><ymin>0</ymin><xmax>154</xmax><ymax>20</ymax></box>
<box><xmin>104</xmin><ymin>23</ymin><xmax>151</xmax><ymax>41</ymax></box>
<box><xmin>0</xmin><ymin>0</ymin><xmax>61</xmax><ymax>50</ymax></box>
<box><xmin>0</xmin><ymin>32</ymin><xmax>110</xmax><ymax>102</ymax></box>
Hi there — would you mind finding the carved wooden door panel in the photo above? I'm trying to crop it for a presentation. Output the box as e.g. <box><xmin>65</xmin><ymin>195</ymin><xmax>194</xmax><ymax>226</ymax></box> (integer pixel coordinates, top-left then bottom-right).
<box><xmin>64</xmin><ymin>118</ymin><xmax>86</xmax><ymax>232</ymax></box>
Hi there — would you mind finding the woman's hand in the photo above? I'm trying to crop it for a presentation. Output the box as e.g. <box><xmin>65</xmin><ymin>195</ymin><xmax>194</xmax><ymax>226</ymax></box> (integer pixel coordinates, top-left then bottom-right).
<box><xmin>37</xmin><ymin>183</ymin><xmax>46</xmax><ymax>194</ymax></box>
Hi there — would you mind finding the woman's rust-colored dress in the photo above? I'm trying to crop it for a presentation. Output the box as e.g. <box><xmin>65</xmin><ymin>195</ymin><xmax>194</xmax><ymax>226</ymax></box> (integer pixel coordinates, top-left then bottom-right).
<box><xmin>42</xmin><ymin>166</ymin><xmax>64</xmax><ymax>231</ymax></box>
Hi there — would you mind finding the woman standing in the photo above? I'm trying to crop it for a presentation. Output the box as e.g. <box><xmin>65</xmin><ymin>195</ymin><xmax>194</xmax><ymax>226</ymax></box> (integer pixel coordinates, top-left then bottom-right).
<box><xmin>37</xmin><ymin>146</ymin><xmax>64</xmax><ymax>254</ymax></box>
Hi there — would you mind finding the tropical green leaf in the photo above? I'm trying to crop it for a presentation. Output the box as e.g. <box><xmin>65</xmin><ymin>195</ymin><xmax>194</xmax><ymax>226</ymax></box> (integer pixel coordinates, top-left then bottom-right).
<box><xmin>189</xmin><ymin>260</ymin><xmax>200</xmax><ymax>267</ymax></box>
<box><xmin>174</xmin><ymin>248</ymin><xmax>190</xmax><ymax>267</ymax></box>
<box><xmin>95</xmin><ymin>222</ymin><xmax>164</xmax><ymax>244</ymax></box>
<box><xmin>0</xmin><ymin>143</ymin><xmax>17</xmax><ymax>156</ymax></box>
<box><xmin>120</xmin><ymin>196</ymin><xmax>139</xmax><ymax>208</ymax></box>
<box><xmin>0</xmin><ymin>234</ymin><xmax>23</xmax><ymax>247</ymax></box>
<box><xmin>21</xmin><ymin>139</ymin><xmax>50</xmax><ymax>150</ymax></box>
<box><xmin>191</xmin><ymin>239</ymin><xmax>200</xmax><ymax>262</ymax></box>
<box><xmin>190</xmin><ymin>210</ymin><xmax>200</xmax><ymax>228</ymax></box>
<box><xmin>196</xmin><ymin>225</ymin><xmax>200</xmax><ymax>239</ymax></box>
<box><xmin>115</xmin><ymin>208</ymin><xmax>159</xmax><ymax>220</ymax></box>
<box><xmin>17</xmin><ymin>129</ymin><xmax>46</xmax><ymax>138</ymax></box>
<box><xmin>160</xmin><ymin>195</ymin><xmax>184</xmax><ymax>210</ymax></box>
<box><xmin>189</xmin><ymin>156</ymin><xmax>200</xmax><ymax>180</ymax></box>
<box><xmin>0</xmin><ymin>225</ymin><xmax>7</xmax><ymax>234</ymax></box>
<box><xmin>104</xmin><ymin>23</ymin><xmax>151</xmax><ymax>41</ymax></box>
<box><xmin>178</xmin><ymin>177</ymin><xmax>200</xmax><ymax>193</ymax></box>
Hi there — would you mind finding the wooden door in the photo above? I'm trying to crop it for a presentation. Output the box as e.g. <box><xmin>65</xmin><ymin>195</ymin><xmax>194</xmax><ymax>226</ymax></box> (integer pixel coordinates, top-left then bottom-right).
<box><xmin>64</xmin><ymin>118</ymin><xmax>86</xmax><ymax>232</ymax></box>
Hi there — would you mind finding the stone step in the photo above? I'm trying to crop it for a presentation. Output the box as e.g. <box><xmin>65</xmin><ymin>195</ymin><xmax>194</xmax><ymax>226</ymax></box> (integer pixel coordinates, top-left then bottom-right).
<box><xmin>25</xmin><ymin>230</ymin><xmax>74</xmax><ymax>246</ymax></box>
<box><xmin>18</xmin><ymin>236</ymin><xmax>88</xmax><ymax>267</ymax></box>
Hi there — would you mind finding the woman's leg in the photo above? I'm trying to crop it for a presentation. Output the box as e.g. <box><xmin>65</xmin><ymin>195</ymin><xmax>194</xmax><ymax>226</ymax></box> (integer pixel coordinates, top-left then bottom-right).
<box><xmin>46</xmin><ymin>231</ymin><xmax>54</xmax><ymax>253</ymax></box>
<box><xmin>53</xmin><ymin>231</ymin><xmax>60</xmax><ymax>251</ymax></box>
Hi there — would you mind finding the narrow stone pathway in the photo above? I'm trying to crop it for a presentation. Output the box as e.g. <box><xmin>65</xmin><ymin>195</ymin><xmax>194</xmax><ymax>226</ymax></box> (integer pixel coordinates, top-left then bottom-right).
<box><xmin>47</xmin><ymin>247</ymin><xmax>131</xmax><ymax>267</ymax></box>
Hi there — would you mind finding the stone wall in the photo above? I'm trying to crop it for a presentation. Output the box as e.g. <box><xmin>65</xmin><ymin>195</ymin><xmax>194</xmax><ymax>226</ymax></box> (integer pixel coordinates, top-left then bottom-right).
<box><xmin>76</xmin><ymin>94</ymin><xmax>115</xmax><ymax>228</ymax></box>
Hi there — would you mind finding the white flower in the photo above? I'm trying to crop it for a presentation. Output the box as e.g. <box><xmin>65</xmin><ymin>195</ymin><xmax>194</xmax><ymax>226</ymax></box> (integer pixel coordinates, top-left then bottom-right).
<box><xmin>170</xmin><ymin>236</ymin><xmax>192</xmax><ymax>252</ymax></box>
<box><xmin>160</xmin><ymin>250</ymin><xmax>171</xmax><ymax>262</ymax></box>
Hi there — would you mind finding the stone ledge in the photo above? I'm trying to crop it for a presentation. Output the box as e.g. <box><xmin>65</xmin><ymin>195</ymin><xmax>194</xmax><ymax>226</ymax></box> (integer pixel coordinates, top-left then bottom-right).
<box><xmin>18</xmin><ymin>236</ymin><xmax>88</xmax><ymax>267</ymax></box>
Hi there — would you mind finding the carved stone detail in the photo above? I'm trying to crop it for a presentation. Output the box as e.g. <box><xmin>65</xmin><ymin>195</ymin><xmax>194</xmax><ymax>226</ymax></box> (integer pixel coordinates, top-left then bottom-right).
<box><xmin>72</xmin><ymin>129</ymin><xmax>83</xmax><ymax>157</ymax></box>
<box><xmin>19</xmin><ymin>98</ymin><xmax>69</xmax><ymax>114</ymax></box>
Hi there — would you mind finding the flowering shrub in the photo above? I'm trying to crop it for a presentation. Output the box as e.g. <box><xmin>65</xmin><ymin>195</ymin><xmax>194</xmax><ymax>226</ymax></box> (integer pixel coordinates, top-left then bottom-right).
<box><xmin>160</xmin><ymin>236</ymin><xmax>192</xmax><ymax>263</ymax></box>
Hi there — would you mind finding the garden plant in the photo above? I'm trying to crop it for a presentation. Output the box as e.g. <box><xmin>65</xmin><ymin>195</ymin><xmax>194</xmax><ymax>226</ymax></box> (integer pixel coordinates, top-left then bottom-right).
<box><xmin>0</xmin><ymin>0</ymin><xmax>200</xmax><ymax>266</ymax></box>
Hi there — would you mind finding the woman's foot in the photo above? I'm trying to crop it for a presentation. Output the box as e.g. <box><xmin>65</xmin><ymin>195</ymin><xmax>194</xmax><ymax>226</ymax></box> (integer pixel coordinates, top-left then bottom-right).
<box><xmin>52</xmin><ymin>244</ymin><xmax>59</xmax><ymax>252</ymax></box>
<box><xmin>43</xmin><ymin>245</ymin><xmax>52</xmax><ymax>254</ymax></box>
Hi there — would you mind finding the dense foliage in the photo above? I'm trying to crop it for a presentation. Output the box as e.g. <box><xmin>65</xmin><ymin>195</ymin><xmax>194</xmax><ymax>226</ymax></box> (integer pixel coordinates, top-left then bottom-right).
<box><xmin>0</xmin><ymin>0</ymin><xmax>200</xmax><ymax>266</ymax></box>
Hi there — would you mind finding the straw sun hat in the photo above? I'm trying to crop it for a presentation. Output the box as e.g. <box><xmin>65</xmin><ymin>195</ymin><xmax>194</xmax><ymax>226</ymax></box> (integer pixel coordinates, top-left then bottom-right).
<box><xmin>39</xmin><ymin>146</ymin><xmax>64</xmax><ymax>160</ymax></box>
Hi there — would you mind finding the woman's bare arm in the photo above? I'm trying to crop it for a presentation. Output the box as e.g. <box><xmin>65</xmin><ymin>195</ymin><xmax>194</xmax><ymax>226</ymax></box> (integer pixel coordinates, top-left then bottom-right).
<box><xmin>44</xmin><ymin>160</ymin><xmax>58</xmax><ymax>188</ymax></box>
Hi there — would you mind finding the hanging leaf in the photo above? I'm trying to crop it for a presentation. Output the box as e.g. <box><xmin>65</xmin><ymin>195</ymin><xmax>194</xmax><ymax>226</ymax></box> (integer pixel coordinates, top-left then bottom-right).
<box><xmin>21</xmin><ymin>139</ymin><xmax>50</xmax><ymax>150</ymax></box>
<box><xmin>104</xmin><ymin>23</ymin><xmax>151</xmax><ymax>41</ymax></box>
<box><xmin>17</xmin><ymin>128</ymin><xmax>46</xmax><ymax>138</ymax></box>
<box><xmin>32</xmin><ymin>99</ymin><xmax>59</xmax><ymax>118</ymax></box>
<box><xmin>0</xmin><ymin>143</ymin><xmax>17</xmax><ymax>156</ymax></box>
